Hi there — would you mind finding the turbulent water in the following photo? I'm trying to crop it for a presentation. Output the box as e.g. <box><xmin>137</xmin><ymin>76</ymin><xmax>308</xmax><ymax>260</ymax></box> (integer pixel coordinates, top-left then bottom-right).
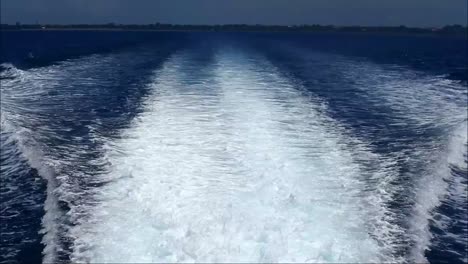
<box><xmin>1</xmin><ymin>32</ymin><xmax>467</xmax><ymax>263</ymax></box>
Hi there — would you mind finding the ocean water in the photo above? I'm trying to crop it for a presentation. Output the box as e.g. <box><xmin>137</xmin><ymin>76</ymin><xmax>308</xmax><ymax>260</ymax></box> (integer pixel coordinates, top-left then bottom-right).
<box><xmin>0</xmin><ymin>31</ymin><xmax>467</xmax><ymax>263</ymax></box>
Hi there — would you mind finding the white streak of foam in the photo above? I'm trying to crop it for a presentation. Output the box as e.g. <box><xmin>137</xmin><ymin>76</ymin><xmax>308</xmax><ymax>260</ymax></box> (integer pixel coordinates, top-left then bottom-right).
<box><xmin>1</xmin><ymin>65</ymin><xmax>64</xmax><ymax>263</ymax></box>
<box><xmin>373</xmin><ymin>76</ymin><xmax>467</xmax><ymax>264</ymax></box>
<box><xmin>333</xmin><ymin>59</ymin><xmax>467</xmax><ymax>263</ymax></box>
<box><xmin>71</xmin><ymin>49</ymin><xmax>401</xmax><ymax>263</ymax></box>
<box><xmin>411</xmin><ymin>120</ymin><xmax>468</xmax><ymax>263</ymax></box>
<box><xmin>1</xmin><ymin>59</ymin><xmax>113</xmax><ymax>263</ymax></box>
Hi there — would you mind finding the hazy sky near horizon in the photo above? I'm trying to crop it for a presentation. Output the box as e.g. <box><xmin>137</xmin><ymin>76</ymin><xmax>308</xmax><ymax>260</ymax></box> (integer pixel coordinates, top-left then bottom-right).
<box><xmin>1</xmin><ymin>0</ymin><xmax>467</xmax><ymax>27</ymax></box>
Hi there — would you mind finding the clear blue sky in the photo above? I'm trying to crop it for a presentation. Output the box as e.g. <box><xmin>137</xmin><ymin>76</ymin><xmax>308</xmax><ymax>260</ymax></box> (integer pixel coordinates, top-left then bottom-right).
<box><xmin>1</xmin><ymin>0</ymin><xmax>467</xmax><ymax>27</ymax></box>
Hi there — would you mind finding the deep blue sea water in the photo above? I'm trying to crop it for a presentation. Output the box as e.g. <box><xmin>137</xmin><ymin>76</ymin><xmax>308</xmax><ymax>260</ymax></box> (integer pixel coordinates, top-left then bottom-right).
<box><xmin>1</xmin><ymin>31</ymin><xmax>467</xmax><ymax>263</ymax></box>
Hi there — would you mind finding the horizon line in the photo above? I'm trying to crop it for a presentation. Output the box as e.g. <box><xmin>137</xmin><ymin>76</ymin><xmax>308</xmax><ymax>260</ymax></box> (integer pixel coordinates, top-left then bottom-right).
<box><xmin>2</xmin><ymin>23</ymin><xmax>468</xmax><ymax>28</ymax></box>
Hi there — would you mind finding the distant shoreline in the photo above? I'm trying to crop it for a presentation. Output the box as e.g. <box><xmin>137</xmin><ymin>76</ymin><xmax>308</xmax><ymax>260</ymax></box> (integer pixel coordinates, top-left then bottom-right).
<box><xmin>2</xmin><ymin>28</ymin><xmax>466</xmax><ymax>38</ymax></box>
<box><xmin>2</xmin><ymin>24</ymin><xmax>466</xmax><ymax>38</ymax></box>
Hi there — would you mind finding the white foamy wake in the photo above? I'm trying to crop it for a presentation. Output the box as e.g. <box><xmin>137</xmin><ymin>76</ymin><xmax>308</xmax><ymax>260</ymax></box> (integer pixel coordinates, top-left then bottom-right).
<box><xmin>330</xmin><ymin>58</ymin><xmax>468</xmax><ymax>263</ymax></box>
<box><xmin>410</xmin><ymin>120</ymin><xmax>467</xmax><ymax>263</ymax></box>
<box><xmin>70</xmin><ymin>48</ymin><xmax>402</xmax><ymax>263</ymax></box>
<box><xmin>1</xmin><ymin>58</ymin><xmax>125</xmax><ymax>263</ymax></box>
<box><xmin>364</xmin><ymin>73</ymin><xmax>467</xmax><ymax>264</ymax></box>
<box><xmin>1</xmin><ymin>65</ymin><xmax>64</xmax><ymax>264</ymax></box>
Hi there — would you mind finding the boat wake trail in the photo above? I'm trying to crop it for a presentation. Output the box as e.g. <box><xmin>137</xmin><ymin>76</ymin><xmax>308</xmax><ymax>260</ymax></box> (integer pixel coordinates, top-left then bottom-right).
<box><xmin>254</xmin><ymin>44</ymin><xmax>468</xmax><ymax>262</ymax></box>
<box><xmin>2</xmin><ymin>41</ymin><xmax>465</xmax><ymax>263</ymax></box>
<box><xmin>1</xmin><ymin>64</ymin><xmax>66</xmax><ymax>263</ymax></box>
<box><xmin>70</xmin><ymin>48</ymin><xmax>403</xmax><ymax>263</ymax></box>
<box><xmin>337</xmin><ymin>61</ymin><xmax>468</xmax><ymax>263</ymax></box>
<box><xmin>0</xmin><ymin>44</ymin><xmax>177</xmax><ymax>263</ymax></box>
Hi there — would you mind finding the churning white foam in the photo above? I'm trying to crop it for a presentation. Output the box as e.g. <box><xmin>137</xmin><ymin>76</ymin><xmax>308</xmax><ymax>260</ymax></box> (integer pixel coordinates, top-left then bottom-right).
<box><xmin>70</xmin><ymin>49</ymin><xmax>402</xmax><ymax>263</ymax></box>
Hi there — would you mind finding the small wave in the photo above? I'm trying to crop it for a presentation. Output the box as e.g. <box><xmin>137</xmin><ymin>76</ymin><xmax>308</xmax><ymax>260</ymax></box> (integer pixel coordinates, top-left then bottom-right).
<box><xmin>1</xmin><ymin>118</ymin><xmax>66</xmax><ymax>263</ymax></box>
<box><xmin>447</xmin><ymin>121</ymin><xmax>468</xmax><ymax>172</ymax></box>
<box><xmin>0</xmin><ymin>63</ymin><xmax>24</xmax><ymax>80</ymax></box>
<box><xmin>409</xmin><ymin>121</ymin><xmax>467</xmax><ymax>263</ymax></box>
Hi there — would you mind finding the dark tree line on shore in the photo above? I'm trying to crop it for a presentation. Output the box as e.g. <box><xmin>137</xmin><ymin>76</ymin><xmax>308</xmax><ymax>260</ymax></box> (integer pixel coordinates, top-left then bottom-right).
<box><xmin>1</xmin><ymin>23</ymin><xmax>466</xmax><ymax>36</ymax></box>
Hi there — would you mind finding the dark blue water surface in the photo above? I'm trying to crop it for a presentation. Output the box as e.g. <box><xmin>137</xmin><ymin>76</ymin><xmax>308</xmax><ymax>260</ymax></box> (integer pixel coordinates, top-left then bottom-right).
<box><xmin>1</xmin><ymin>31</ymin><xmax>467</xmax><ymax>263</ymax></box>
